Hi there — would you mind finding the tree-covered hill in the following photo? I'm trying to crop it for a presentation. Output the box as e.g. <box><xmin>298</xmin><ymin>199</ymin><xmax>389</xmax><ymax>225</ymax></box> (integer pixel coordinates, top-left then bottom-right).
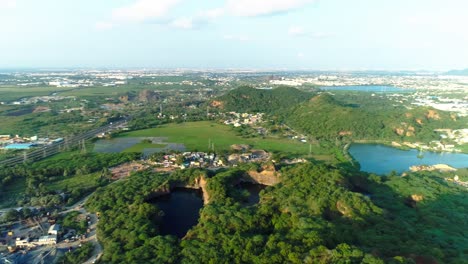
<box><xmin>211</xmin><ymin>86</ymin><xmax>314</xmax><ymax>113</ymax></box>
<box><xmin>284</xmin><ymin>93</ymin><xmax>465</xmax><ymax>141</ymax></box>
<box><xmin>85</xmin><ymin>164</ymin><xmax>468</xmax><ymax>263</ymax></box>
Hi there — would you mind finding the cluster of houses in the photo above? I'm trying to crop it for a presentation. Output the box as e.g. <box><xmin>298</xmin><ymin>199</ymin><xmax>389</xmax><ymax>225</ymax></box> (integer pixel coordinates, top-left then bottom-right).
<box><xmin>0</xmin><ymin>135</ymin><xmax>63</xmax><ymax>150</ymax></box>
<box><xmin>151</xmin><ymin>148</ymin><xmax>272</xmax><ymax>170</ymax></box>
<box><xmin>15</xmin><ymin>224</ymin><xmax>60</xmax><ymax>248</ymax></box>
<box><xmin>436</xmin><ymin>129</ymin><xmax>468</xmax><ymax>145</ymax></box>
<box><xmin>151</xmin><ymin>152</ymin><xmax>225</xmax><ymax>169</ymax></box>
<box><xmin>227</xmin><ymin>149</ymin><xmax>270</xmax><ymax>164</ymax></box>
<box><xmin>223</xmin><ymin>112</ymin><xmax>264</xmax><ymax>127</ymax></box>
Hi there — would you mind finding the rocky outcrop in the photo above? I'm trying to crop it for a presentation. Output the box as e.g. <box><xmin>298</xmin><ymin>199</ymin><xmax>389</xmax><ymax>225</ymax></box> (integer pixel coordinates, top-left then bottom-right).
<box><xmin>410</xmin><ymin>164</ymin><xmax>457</xmax><ymax>172</ymax></box>
<box><xmin>336</xmin><ymin>201</ymin><xmax>352</xmax><ymax>217</ymax></box>
<box><xmin>411</xmin><ymin>194</ymin><xmax>424</xmax><ymax>202</ymax></box>
<box><xmin>138</xmin><ymin>90</ymin><xmax>159</xmax><ymax>102</ymax></box>
<box><xmin>191</xmin><ymin>177</ymin><xmax>210</xmax><ymax>204</ymax></box>
<box><xmin>146</xmin><ymin>184</ymin><xmax>171</xmax><ymax>200</ymax></box>
<box><xmin>450</xmin><ymin>113</ymin><xmax>457</xmax><ymax>121</ymax></box>
<box><xmin>210</xmin><ymin>100</ymin><xmax>224</xmax><ymax>108</ymax></box>
<box><xmin>119</xmin><ymin>95</ymin><xmax>129</xmax><ymax>103</ymax></box>
<box><xmin>339</xmin><ymin>131</ymin><xmax>353</xmax><ymax>136</ymax></box>
<box><xmin>231</xmin><ymin>144</ymin><xmax>251</xmax><ymax>152</ymax></box>
<box><xmin>426</xmin><ymin>109</ymin><xmax>440</xmax><ymax>120</ymax></box>
<box><xmin>33</xmin><ymin>106</ymin><xmax>51</xmax><ymax>113</ymax></box>
<box><xmin>148</xmin><ymin>176</ymin><xmax>210</xmax><ymax>204</ymax></box>
<box><xmin>395</xmin><ymin>128</ymin><xmax>405</xmax><ymax>136</ymax></box>
<box><xmin>245</xmin><ymin>164</ymin><xmax>280</xmax><ymax>186</ymax></box>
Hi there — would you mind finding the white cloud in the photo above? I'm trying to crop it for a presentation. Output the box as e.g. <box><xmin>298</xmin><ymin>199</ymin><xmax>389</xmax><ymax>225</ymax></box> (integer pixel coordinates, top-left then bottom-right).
<box><xmin>95</xmin><ymin>22</ymin><xmax>113</xmax><ymax>31</ymax></box>
<box><xmin>198</xmin><ymin>8</ymin><xmax>225</xmax><ymax>20</ymax></box>
<box><xmin>226</xmin><ymin>0</ymin><xmax>315</xmax><ymax>17</ymax></box>
<box><xmin>112</xmin><ymin>0</ymin><xmax>181</xmax><ymax>23</ymax></box>
<box><xmin>170</xmin><ymin>17</ymin><xmax>193</xmax><ymax>29</ymax></box>
<box><xmin>0</xmin><ymin>0</ymin><xmax>16</xmax><ymax>9</ymax></box>
<box><xmin>288</xmin><ymin>26</ymin><xmax>334</xmax><ymax>38</ymax></box>
<box><xmin>297</xmin><ymin>52</ymin><xmax>304</xmax><ymax>58</ymax></box>
<box><xmin>169</xmin><ymin>8</ymin><xmax>224</xmax><ymax>30</ymax></box>
<box><xmin>288</xmin><ymin>26</ymin><xmax>305</xmax><ymax>36</ymax></box>
<box><xmin>223</xmin><ymin>34</ymin><xmax>250</xmax><ymax>41</ymax></box>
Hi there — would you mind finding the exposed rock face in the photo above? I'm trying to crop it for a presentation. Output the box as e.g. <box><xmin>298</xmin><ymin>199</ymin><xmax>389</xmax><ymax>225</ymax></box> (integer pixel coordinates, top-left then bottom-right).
<box><xmin>119</xmin><ymin>95</ymin><xmax>129</xmax><ymax>103</ymax></box>
<box><xmin>411</xmin><ymin>194</ymin><xmax>424</xmax><ymax>202</ymax></box>
<box><xmin>210</xmin><ymin>100</ymin><xmax>224</xmax><ymax>108</ymax></box>
<box><xmin>450</xmin><ymin>113</ymin><xmax>457</xmax><ymax>121</ymax></box>
<box><xmin>147</xmin><ymin>185</ymin><xmax>171</xmax><ymax>200</ymax></box>
<box><xmin>33</xmin><ymin>106</ymin><xmax>51</xmax><ymax>113</ymax></box>
<box><xmin>193</xmin><ymin>176</ymin><xmax>210</xmax><ymax>204</ymax></box>
<box><xmin>410</xmin><ymin>164</ymin><xmax>457</xmax><ymax>172</ymax></box>
<box><xmin>138</xmin><ymin>90</ymin><xmax>159</xmax><ymax>102</ymax></box>
<box><xmin>336</xmin><ymin>201</ymin><xmax>352</xmax><ymax>217</ymax></box>
<box><xmin>339</xmin><ymin>131</ymin><xmax>353</xmax><ymax>136</ymax></box>
<box><xmin>245</xmin><ymin>164</ymin><xmax>280</xmax><ymax>186</ymax></box>
<box><xmin>149</xmin><ymin>176</ymin><xmax>210</xmax><ymax>204</ymax></box>
<box><xmin>395</xmin><ymin>128</ymin><xmax>405</xmax><ymax>136</ymax></box>
<box><xmin>231</xmin><ymin>144</ymin><xmax>251</xmax><ymax>152</ymax></box>
<box><xmin>426</xmin><ymin>109</ymin><xmax>440</xmax><ymax>120</ymax></box>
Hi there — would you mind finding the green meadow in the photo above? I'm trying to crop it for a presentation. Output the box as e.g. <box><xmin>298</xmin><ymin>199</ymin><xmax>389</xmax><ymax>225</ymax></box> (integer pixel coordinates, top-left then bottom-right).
<box><xmin>118</xmin><ymin>121</ymin><xmax>330</xmax><ymax>157</ymax></box>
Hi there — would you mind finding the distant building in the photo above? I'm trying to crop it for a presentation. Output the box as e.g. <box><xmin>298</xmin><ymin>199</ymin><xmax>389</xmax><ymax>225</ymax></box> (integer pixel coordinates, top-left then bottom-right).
<box><xmin>4</xmin><ymin>143</ymin><xmax>35</xmax><ymax>150</ymax></box>
<box><xmin>36</xmin><ymin>235</ymin><xmax>57</xmax><ymax>245</ymax></box>
<box><xmin>48</xmin><ymin>224</ymin><xmax>60</xmax><ymax>236</ymax></box>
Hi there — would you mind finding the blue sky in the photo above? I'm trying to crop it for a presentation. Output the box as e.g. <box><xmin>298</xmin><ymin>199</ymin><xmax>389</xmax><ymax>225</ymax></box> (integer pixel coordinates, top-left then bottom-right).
<box><xmin>0</xmin><ymin>0</ymin><xmax>467</xmax><ymax>70</ymax></box>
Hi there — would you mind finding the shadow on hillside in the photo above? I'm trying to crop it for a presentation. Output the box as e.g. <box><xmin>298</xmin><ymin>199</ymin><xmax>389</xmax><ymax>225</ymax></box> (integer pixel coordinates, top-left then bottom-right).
<box><xmin>334</xmin><ymin>172</ymin><xmax>468</xmax><ymax>263</ymax></box>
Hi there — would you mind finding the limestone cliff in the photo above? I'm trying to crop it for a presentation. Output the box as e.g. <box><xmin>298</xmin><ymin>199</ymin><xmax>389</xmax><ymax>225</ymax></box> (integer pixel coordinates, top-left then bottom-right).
<box><xmin>245</xmin><ymin>164</ymin><xmax>280</xmax><ymax>186</ymax></box>
<box><xmin>148</xmin><ymin>176</ymin><xmax>210</xmax><ymax>204</ymax></box>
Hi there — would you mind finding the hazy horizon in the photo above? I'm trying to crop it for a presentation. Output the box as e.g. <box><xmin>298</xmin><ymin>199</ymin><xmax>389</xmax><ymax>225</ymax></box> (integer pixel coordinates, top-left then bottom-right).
<box><xmin>1</xmin><ymin>0</ymin><xmax>468</xmax><ymax>70</ymax></box>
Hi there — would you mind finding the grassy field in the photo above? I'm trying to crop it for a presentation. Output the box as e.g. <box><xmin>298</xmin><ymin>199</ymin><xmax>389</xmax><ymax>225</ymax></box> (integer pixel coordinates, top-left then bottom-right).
<box><xmin>47</xmin><ymin>172</ymin><xmax>100</xmax><ymax>192</ymax></box>
<box><xmin>0</xmin><ymin>85</ymin><xmax>77</xmax><ymax>101</ymax></box>
<box><xmin>118</xmin><ymin>121</ymin><xmax>330</xmax><ymax>156</ymax></box>
<box><xmin>122</xmin><ymin>142</ymin><xmax>166</xmax><ymax>152</ymax></box>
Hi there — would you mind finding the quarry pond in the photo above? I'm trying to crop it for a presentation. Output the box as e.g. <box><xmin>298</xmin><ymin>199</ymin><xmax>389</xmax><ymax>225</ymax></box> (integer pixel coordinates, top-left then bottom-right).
<box><xmin>93</xmin><ymin>137</ymin><xmax>186</xmax><ymax>155</ymax></box>
<box><xmin>349</xmin><ymin>144</ymin><xmax>468</xmax><ymax>175</ymax></box>
<box><xmin>149</xmin><ymin>188</ymin><xmax>204</xmax><ymax>238</ymax></box>
<box><xmin>148</xmin><ymin>183</ymin><xmax>267</xmax><ymax>238</ymax></box>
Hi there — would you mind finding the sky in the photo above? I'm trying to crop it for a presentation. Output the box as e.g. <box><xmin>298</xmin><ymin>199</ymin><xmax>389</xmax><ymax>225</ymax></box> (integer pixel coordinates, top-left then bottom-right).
<box><xmin>0</xmin><ymin>0</ymin><xmax>468</xmax><ymax>70</ymax></box>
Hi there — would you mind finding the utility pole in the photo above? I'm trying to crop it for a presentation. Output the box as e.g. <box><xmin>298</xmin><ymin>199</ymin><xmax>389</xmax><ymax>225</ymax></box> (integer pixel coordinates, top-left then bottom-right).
<box><xmin>81</xmin><ymin>139</ymin><xmax>87</xmax><ymax>153</ymax></box>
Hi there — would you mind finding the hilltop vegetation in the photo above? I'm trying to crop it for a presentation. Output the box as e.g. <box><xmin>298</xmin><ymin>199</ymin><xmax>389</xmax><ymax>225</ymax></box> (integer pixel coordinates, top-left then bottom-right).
<box><xmin>285</xmin><ymin>93</ymin><xmax>465</xmax><ymax>141</ymax></box>
<box><xmin>0</xmin><ymin>152</ymin><xmax>139</xmax><ymax>207</ymax></box>
<box><xmin>211</xmin><ymin>86</ymin><xmax>313</xmax><ymax>113</ymax></box>
<box><xmin>85</xmin><ymin>164</ymin><xmax>468</xmax><ymax>263</ymax></box>
<box><xmin>212</xmin><ymin>86</ymin><xmax>466</xmax><ymax>142</ymax></box>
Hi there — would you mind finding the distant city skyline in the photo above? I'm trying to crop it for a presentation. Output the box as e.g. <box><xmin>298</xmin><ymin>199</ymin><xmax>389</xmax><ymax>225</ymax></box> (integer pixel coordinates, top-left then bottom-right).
<box><xmin>1</xmin><ymin>0</ymin><xmax>468</xmax><ymax>71</ymax></box>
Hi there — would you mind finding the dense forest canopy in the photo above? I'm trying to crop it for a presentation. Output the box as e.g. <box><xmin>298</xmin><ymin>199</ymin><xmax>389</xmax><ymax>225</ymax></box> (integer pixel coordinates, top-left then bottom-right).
<box><xmin>85</xmin><ymin>164</ymin><xmax>468</xmax><ymax>263</ymax></box>
<box><xmin>284</xmin><ymin>93</ymin><xmax>466</xmax><ymax>141</ymax></box>
<box><xmin>211</xmin><ymin>86</ymin><xmax>314</xmax><ymax>113</ymax></box>
<box><xmin>212</xmin><ymin>86</ymin><xmax>466</xmax><ymax>141</ymax></box>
